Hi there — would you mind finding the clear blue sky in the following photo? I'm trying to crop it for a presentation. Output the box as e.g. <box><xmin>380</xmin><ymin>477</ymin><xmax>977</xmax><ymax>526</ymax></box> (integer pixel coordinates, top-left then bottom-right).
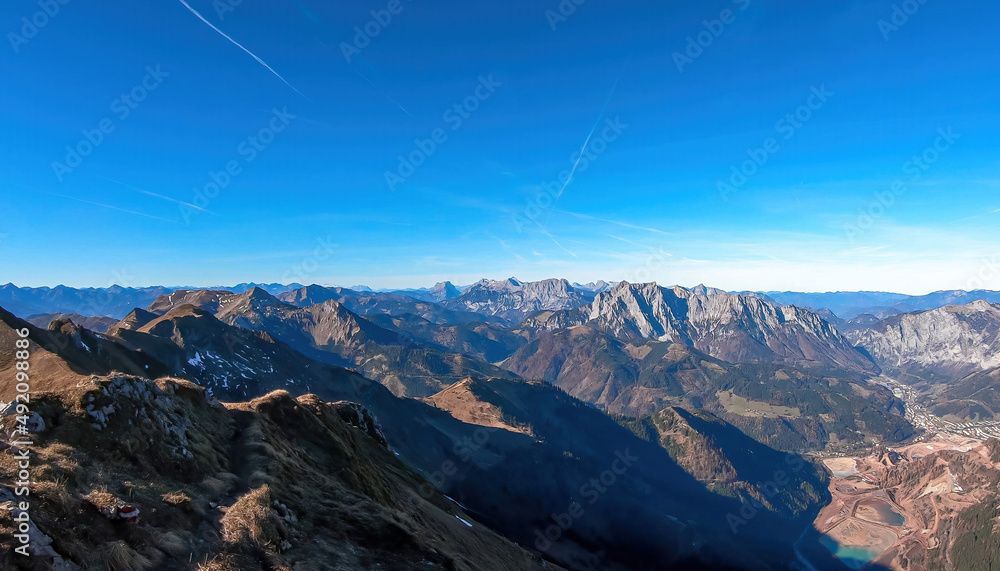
<box><xmin>2</xmin><ymin>0</ymin><xmax>999</xmax><ymax>293</ymax></box>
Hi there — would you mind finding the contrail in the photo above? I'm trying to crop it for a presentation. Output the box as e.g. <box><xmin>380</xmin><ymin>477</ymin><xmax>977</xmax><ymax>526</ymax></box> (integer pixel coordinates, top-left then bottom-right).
<box><xmin>559</xmin><ymin>210</ymin><xmax>673</xmax><ymax>235</ymax></box>
<box><xmin>543</xmin><ymin>64</ymin><xmax>627</xmax><ymax>229</ymax></box>
<box><xmin>530</xmin><ymin>218</ymin><xmax>578</xmax><ymax>258</ymax></box>
<box><xmin>563</xmin><ymin>236</ymin><xmax>631</xmax><ymax>257</ymax></box>
<box><xmin>542</xmin><ymin>230</ymin><xmax>579</xmax><ymax>258</ymax></box>
<box><xmin>354</xmin><ymin>68</ymin><xmax>414</xmax><ymax>118</ymax></box>
<box><xmin>314</xmin><ymin>39</ymin><xmax>413</xmax><ymax>118</ymax></box>
<box><xmin>44</xmin><ymin>192</ymin><xmax>182</xmax><ymax>224</ymax></box>
<box><xmin>608</xmin><ymin>234</ymin><xmax>643</xmax><ymax>246</ymax></box>
<box><xmin>293</xmin><ymin>0</ymin><xmax>324</xmax><ymax>27</ymax></box>
<box><xmin>177</xmin><ymin>0</ymin><xmax>308</xmax><ymax>100</ymax></box>
<box><xmin>485</xmin><ymin>232</ymin><xmax>529</xmax><ymax>263</ymax></box>
<box><xmin>950</xmin><ymin>207</ymin><xmax>1000</xmax><ymax>224</ymax></box>
<box><xmin>99</xmin><ymin>176</ymin><xmax>214</xmax><ymax>214</ymax></box>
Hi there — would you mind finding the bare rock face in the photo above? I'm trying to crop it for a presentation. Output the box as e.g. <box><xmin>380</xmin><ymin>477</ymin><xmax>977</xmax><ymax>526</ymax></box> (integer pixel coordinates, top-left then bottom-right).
<box><xmin>331</xmin><ymin>401</ymin><xmax>388</xmax><ymax>448</ymax></box>
<box><xmin>444</xmin><ymin>278</ymin><xmax>594</xmax><ymax>324</ymax></box>
<box><xmin>582</xmin><ymin>282</ymin><xmax>877</xmax><ymax>372</ymax></box>
<box><xmin>22</xmin><ymin>518</ymin><xmax>81</xmax><ymax>570</ymax></box>
<box><xmin>428</xmin><ymin>281</ymin><xmax>461</xmax><ymax>301</ymax></box>
<box><xmin>847</xmin><ymin>300</ymin><xmax>1000</xmax><ymax>380</ymax></box>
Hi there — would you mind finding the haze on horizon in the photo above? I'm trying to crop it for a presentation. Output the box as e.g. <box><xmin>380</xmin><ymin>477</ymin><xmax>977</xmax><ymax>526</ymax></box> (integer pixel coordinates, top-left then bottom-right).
<box><xmin>4</xmin><ymin>275</ymin><xmax>999</xmax><ymax>300</ymax></box>
<box><xmin>2</xmin><ymin>1</ymin><xmax>999</xmax><ymax>295</ymax></box>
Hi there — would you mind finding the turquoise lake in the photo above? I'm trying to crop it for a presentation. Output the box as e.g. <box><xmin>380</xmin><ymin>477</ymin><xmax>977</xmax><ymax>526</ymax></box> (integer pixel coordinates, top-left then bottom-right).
<box><xmin>819</xmin><ymin>535</ymin><xmax>881</xmax><ymax>570</ymax></box>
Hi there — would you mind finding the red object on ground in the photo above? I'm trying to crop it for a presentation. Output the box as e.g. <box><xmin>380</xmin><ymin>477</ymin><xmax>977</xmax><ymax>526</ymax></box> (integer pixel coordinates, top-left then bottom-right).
<box><xmin>119</xmin><ymin>505</ymin><xmax>140</xmax><ymax>523</ymax></box>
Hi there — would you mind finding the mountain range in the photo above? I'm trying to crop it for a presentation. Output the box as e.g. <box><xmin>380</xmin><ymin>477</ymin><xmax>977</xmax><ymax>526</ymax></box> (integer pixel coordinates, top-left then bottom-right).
<box><xmin>3</xmin><ymin>277</ymin><xmax>1000</xmax><ymax>569</ymax></box>
<box><xmin>9</xmin><ymin>278</ymin><xmax>1000</xmax><ymax>422</ymax></box>
<box><xmin>9</xmin><ymin>281</ymin><xmax>1000</xmax><ymax>322</ymax></box>
<box><xmin>0</xmin><ymin>301</ymin><xmax>837</xmax><ymax>570</ymax></box>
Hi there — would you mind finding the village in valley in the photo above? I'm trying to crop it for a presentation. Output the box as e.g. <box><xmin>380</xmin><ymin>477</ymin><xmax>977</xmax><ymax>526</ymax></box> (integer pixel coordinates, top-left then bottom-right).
<box><xmin>877</xmin><ymin>376</ymin><xmax>1000</xmax><ymax>441</ymax></box>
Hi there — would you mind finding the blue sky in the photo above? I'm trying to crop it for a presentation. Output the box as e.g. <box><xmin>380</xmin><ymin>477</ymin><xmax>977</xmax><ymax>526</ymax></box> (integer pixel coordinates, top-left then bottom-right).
<box><xmin>1</xmin><ymin>0</ymin><xmax>999</xmax><ymax>294</ymax></box>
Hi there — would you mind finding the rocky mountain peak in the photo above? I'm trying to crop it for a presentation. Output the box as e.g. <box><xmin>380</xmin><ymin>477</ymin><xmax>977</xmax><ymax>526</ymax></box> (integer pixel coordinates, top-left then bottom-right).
<box><xmin>580</xmin><ymin>282</ymin><xmax>876</xmax><ymax>371</ymax></box>
<box><xmin>847</xmin><ymin>300</ymin><xmax>1000</xmax><ymax>380</ymax></box>
<box><xmin>243</xmin><ymin>286</ymin><xmax>280</xmax><ymax>304</ymax></box>
<box><xmin>109</xmin><ymin>308</ymin><xmax>158</xmax><ymax>335</ymax></box>
<box><xmin>964</xmin><ymin>299</ymin><xmax>999</xmax><ymax>312</ymax></box>
<box><xmin>429</xmin><ymin>281</ymin><xmax>461</xmax><ymax>300</ymax></box>
<box><xmin>444</xmin><ymin>278</ymin><xmax>594</xmax><ymax>324</ymax></box>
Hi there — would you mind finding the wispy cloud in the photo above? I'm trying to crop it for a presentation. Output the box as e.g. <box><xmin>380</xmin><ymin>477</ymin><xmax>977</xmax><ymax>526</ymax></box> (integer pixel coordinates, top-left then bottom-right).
<box><xmin>176</xmin><ymin>0</ymin><xmax>308</xmax><ymax>99</ymax></box>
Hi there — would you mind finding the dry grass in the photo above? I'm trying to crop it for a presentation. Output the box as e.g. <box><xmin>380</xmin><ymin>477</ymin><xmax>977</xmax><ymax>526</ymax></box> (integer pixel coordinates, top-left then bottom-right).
<box><xmin>0</xmin><ymin>372</ymin><xmax>553</xmax><ymax>571</ymax></box>
<box><xmin>90</xmin><ymin>540</ymin><xmax>154</xmax><ymax>571</ymax></box>
<box><xmin>197</xmin><ymin>554</ymin><xmax>236</xmax><ymax>571</ymax></box>
<box><xmin>161</xmin><ymin>490</ymin><xmax>192</xmax><ymax>506</ymax></box>
<box><xmin>34</xmin><ymin>477</ymin><xmax>74</xmax><ymax>517</ymax></box>
<box><xmin>84</xmin><ymin>489</ymin><xmax>118</xmax><ymax>513</ymax></box>
<box><xmin>196</xmin><ymin>552</ymin><xmax>264</xmax><ymax>571</ymax></box>
<box><xmin>220</xmin><ymin>485</ymin><xmax>284</xmax><ymax>548</ymax></box>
